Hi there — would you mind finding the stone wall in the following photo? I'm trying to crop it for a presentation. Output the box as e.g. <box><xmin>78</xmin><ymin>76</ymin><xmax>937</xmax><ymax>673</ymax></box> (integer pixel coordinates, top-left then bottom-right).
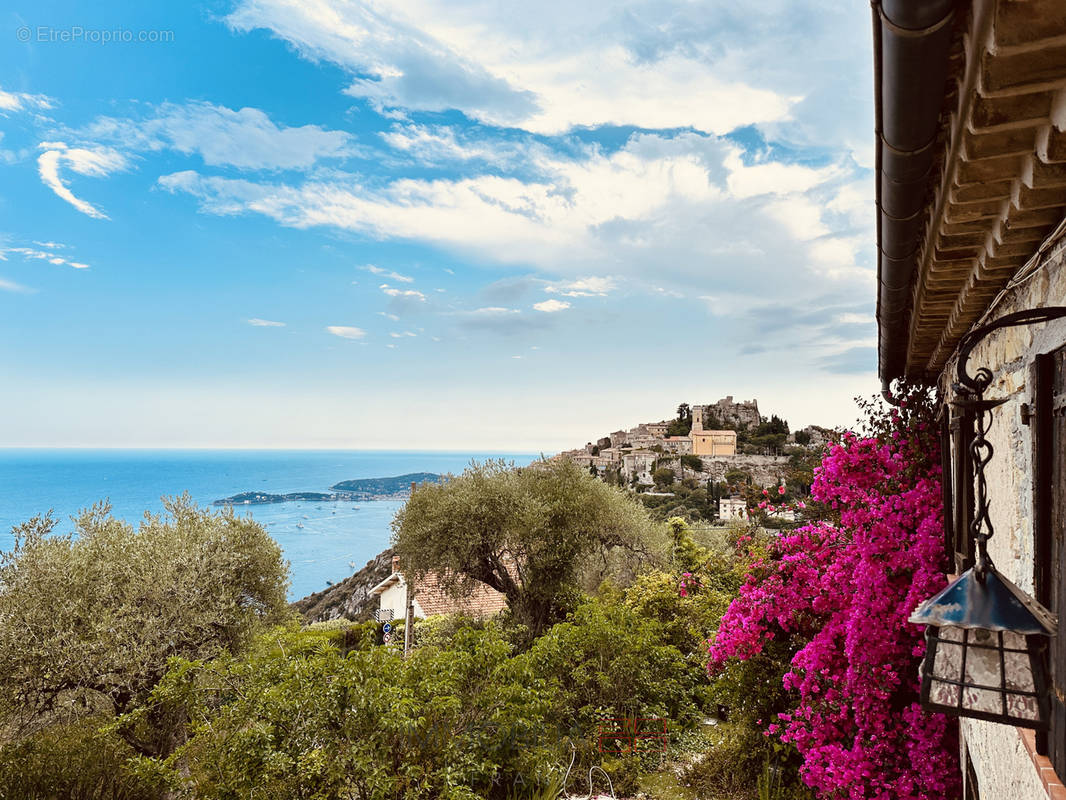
<box><xmin>658</xmin><ymin>453</ymin><xmax>790</xmax><ymax>487</ymax></box>
<box><xmin>940</xmin><ymin>230</ymin><xmax>1066</xmax><ymax>800</ymax></box>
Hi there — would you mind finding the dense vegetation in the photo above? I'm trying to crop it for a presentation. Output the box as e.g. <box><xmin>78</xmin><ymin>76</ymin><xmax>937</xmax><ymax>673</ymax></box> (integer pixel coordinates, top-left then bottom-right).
<box><xmin>0</xmin><ymin>461</ymin><xmax>801</xmax><ymax>800</ymax></box>
<box><xmin>0</xmin><ymin>411</ymin><xmax>952</xmax><ymax>800</ymax></box>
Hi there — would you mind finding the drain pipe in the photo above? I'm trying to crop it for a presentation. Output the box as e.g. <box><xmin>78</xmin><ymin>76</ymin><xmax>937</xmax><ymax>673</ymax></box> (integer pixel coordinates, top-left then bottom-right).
<box><xmin>873</xmin><ymin>0</ymin><xmax>956</xmax><ymax>382</ymax></box>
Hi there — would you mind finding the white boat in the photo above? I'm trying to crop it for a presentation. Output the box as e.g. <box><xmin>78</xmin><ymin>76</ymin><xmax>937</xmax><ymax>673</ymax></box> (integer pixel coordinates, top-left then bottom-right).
<box><xmin>296</xmin><ymin>523</ymin><xmax>304</xmax><ymax>529</ymax></box>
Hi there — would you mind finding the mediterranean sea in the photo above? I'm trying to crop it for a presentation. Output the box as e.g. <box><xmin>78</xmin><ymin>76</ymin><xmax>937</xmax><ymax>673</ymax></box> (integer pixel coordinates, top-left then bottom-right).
<box><xmin>0</xmin><ymin>450</ymin><xmax>538</xmax><ymax>601</ymax></box>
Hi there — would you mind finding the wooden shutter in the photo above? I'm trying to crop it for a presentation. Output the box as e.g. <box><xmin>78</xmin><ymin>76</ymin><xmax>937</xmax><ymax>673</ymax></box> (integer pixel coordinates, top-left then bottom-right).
<box><xmin>1032</xmin><ymin>345</ymin><xmax>1066</xmax><ymax>764</ymax></box>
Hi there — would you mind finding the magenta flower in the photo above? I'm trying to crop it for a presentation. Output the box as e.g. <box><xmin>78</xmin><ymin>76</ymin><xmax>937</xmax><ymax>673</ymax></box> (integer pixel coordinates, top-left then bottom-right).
<box><xmin>707</xmin><ymin>402</ymin><xmax>958</xmax><ymax>800</ymax></box>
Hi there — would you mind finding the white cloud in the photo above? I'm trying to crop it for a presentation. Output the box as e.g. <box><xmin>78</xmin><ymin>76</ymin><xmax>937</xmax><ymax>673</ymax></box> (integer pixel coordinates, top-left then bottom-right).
<box><xmin>0</xmin><ymin>86</ymin><xmax>52</xmax><ymax>114</ymax></box>
<box><xmin>226</xmin><ymin>0</ymin><xmax>796</xmax><ymax>135</ymax></box>
<box><xmin>362</xmin><ymin>264</ymin><xmax>414</xmax><ymax>283</ymax></box>
<box><xmin>0</xmin><ymin>276</ymin><xmax>33</xmax><ymax>293</ymax></box>
<box><xmin>379</xmin><ymin>283</ymin><xmax>426</xmax><ymax>300</ymax></box>
<box><xmin>247</xmin><ymin>318</ymin><xmax>286</xmax><ymax>326</ymax></box>
<box><xmin>326</xmin><ymin>325</ymin><xmax>367</xmax><ymax>339</ymax></box>
<box><xmin>4</xmin><ymin>245</ymin><xmax>91</xmax><ymax>269</ymax></box>
<box><xmin>533</xmin><ymin>299</ymin><xmax>570</xmax><ymax>312</ymax></box>
<box><xmin>470</xmin><ymin>306</ymin><xmax>518</xmax><ymax>315</ymax></box>
<box><xmin>389</xmin><ymin>330</ymin><xmax>417</xmax><ymax>337</ymax></box>
<box><xmin>835</xmin><ymin>312</ymin><xmax>870</xmax><ymax>325</ymax></box>
<box><xmin>545</xmin><ymin>277</ymin><xmax>616</xmax><ymax>297</ymax></box>
<box><xmin>377</xmin><ymin>311</ymin><xmax>400</xmax><ymax>321</ymax></box>
<box><xmin>159</xmin><ymin>128</ymin><xmax>873</xmax><ymax>349</ymax></box>
<box><xmin>382</xmin><ymin>123</ymin><xmax>515</xmax><ymax>164</ymax></box>
<box><xmin>83</xmin><ymin>101</ymin><xmax>352</xmax><ymax>170</ymax></box>
<box><xmin>724</xmin><ymin>149</ymin><xmax>839</xmax><ymax>199</ymax></box>
<box><xmin>36</xmin><ymin>142</ymin><xmax>127</xmax><ymax>219</ymax></box>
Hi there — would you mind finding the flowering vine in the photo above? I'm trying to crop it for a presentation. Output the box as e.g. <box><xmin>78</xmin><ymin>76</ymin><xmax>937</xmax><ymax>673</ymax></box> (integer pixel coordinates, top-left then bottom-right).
<box><xmin>708</xmin><ymin>390</ymin><xmax>959</xmax><ymax>799</ymax></box>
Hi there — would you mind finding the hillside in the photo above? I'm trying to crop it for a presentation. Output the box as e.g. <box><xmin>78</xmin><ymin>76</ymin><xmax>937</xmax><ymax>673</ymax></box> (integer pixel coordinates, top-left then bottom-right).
<box><xmin>292</xmin><ymin>548</ymin><xmax>395</xmax><ymax>623</ymax></box>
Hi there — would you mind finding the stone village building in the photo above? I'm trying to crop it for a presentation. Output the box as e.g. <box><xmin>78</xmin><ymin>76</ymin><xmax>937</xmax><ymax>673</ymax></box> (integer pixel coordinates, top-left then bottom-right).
<box><xmin>874</xmin><ymin>0</ymin><xmax>1066</xmax><ymax>795</ymax></box>
<box><xmin>369</xmin><ymin>555</ymin><xmax>507</xmax><ymax>623</ymax></box>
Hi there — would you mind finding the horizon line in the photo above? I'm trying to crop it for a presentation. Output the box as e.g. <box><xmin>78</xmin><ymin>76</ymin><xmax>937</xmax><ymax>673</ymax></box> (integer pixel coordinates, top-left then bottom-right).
<box><xmin>0</xmin><ymin>445</ymin><xmax>550</xmax><ymax>454</ymax></box>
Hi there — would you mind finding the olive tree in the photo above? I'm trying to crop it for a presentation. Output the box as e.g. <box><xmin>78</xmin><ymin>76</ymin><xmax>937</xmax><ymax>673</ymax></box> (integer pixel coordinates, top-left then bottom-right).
<box><xmin>0</xmin><ymin>495</ymin><xmax>288</xmax><ymax>754</ymax></box>
<box><xmin>392</xmin><ymin>459</ymin><xmax>665</xmax><ymax>638</ymax></box>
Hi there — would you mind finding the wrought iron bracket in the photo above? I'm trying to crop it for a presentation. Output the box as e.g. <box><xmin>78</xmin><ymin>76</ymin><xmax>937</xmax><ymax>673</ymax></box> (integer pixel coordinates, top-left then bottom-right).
<box><xmin>950</xmin><ymin>307</ymin><xmax>1066</xmax><ymax>580</ymax></box>
<box><xmin>957</xmin><ymin>307</ymin><xmax>1066</xmax><ymax>394</ymax></box>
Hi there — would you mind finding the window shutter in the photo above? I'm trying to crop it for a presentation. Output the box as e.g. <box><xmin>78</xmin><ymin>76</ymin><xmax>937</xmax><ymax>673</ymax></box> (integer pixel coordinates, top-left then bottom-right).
<box><xmin>1032</xmin><ymin>346</ymin><xmax>1066</xmax><ymax>764</ymax></box>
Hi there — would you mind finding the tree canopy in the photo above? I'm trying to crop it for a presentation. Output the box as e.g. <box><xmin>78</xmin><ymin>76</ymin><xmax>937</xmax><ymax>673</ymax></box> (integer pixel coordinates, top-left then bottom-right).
<box><xmin>0</xmin><ymin>496</ymin><xmax>288</xmax><ymax>752</ymax></box>
<box><xmin>392</xmin><ymin>459</ymin><xmax>665</xmax><ymax>637</ymax></box>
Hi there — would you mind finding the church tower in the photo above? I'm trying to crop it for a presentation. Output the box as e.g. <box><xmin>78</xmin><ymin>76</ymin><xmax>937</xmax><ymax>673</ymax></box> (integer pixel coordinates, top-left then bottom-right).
<box><xmin>690</xmin><ymin>405</ymin><xmax>705</xmax><ymax>434</ymax></box>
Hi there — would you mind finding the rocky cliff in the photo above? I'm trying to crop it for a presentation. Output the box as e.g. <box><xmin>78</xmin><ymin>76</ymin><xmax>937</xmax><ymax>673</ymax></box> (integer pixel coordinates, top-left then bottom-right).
<box><xmin>292</xmin><ymin>548</ymin><xmax>394</xmax><ymax>623</ymax></box>
<box><xmin>704</xmin><ymin>396</ymin><xmax>762</xmax><ymax>429</ymax></box>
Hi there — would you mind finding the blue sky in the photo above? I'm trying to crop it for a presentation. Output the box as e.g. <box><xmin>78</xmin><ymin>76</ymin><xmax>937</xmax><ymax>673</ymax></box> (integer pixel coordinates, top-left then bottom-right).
<box><xmin>1</xmin><ymin>0</ymin><xmax>877</xmax><ymax>450</ymax></box>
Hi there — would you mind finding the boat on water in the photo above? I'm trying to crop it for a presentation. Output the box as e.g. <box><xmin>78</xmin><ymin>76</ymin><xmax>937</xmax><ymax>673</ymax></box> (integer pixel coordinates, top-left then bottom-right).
<box><xmin>296</xmin><ymin>523</ymin><xmax>304</xmax><ymax>529</ymax></box>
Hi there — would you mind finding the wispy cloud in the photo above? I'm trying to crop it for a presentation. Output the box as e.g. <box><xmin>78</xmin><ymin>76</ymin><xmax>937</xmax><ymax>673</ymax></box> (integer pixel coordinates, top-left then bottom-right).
<box><xmin>362</xmin><ymin>264</ymin><xmax>414</xmax><ymax>283</ymax></box>
<box><xmin>389</xmin><ymin>330</ymin><xmax>417</xmax><ymax>338</ymax></box>
<box><xmin>381</xmin><ymin>123</ymin><xmax>518</xmax><ymax>165</ymax></box>
<box><xmin>0</xmin><ymin>86</ymin><xmax>53</xmax><ymax>114</ymax></box>
<box><xmin>452</xmin><ymin>306</ymin><xmax>548</xmax><ymax>336</ymax></box>
<box><xmin>379</xmin><ymin>284</ymin><xmax>425</xmax><ymax>300</ymax></box>
<box><xmin>37</xmin><ymin>142</ymin><xmax>127</xmax><ymax>219</ymax></box>
<box><xmin>0</xmin><ymin>276</ymin><xmax>34</xmax><ymax>293</ymax></box>
<box><xmin>533</xmin><ymin>299</ymin><xmax>570</xmax><ymax>312</ymax></box>
<box><xmin>326</xmin><ymin>325</ymin><xmax>367</xmax><ymax>339</ymax></box>
<box><xmin>247</xmin><ymin>318</ymin><xmax>286</xmax><ymax>327</ymax></box>
<box><xmin>82</xmin><ymin>101</ymin><xmax>353</xmax><ymax>170</ymax></box>
<box><xmin>4</xmin><ymin>245</ymin><xmax>91</xmax><ymax>269</ymax></box>
<box><xmin>545</xmin><ymin>277</ymin><xmax>616</xmax><ymax>297</ymax></box>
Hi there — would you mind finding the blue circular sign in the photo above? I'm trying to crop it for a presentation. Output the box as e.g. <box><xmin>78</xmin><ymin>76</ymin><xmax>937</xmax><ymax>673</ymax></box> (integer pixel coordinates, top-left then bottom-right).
<box><xmin>383</xmin><ymin>623</ymin><xmax>392</xmax><ymax>633</ymax></box>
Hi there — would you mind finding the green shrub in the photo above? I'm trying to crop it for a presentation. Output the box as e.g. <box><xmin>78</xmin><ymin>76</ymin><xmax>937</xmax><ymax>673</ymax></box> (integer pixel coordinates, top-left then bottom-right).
<box><xmin>523</xmin><ymin>598</ymin><xmax>700</xmax><ymax>794</ymax></box>
<box><xmin>681</xmin><ymin>721</ymin><xmax>762</xmax><ymax>799</ymax></box>
<box><xmin>136</xmin><ymin>625</ymin><xmax>562</xmax><ymax>800</ymax></box>
<box><xmin>0</xmin><ymin>716</ymin><xmax>163</xmax><ymax>800</ymax></box>
<box><xmin>680</xmin><ymin>455</ymin><xmax>703</xmax><ymax>471</ymax></box>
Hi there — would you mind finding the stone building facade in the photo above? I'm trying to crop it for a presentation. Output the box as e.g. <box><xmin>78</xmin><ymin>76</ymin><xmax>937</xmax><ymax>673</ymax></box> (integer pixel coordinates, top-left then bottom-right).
<box><xmin>690</xmin><ymin>408</ymin><xmax>739</xmax><ymax>456</ymax></box>
<box><xmin>873</xmin><ymin>0</ymin><xmax>1066</xmax><ymax>795</ymax></box>
<box><xmin>940</xmin><ymin>238</ymin><xmax>1066</xmax><ymax>800</ymax></box>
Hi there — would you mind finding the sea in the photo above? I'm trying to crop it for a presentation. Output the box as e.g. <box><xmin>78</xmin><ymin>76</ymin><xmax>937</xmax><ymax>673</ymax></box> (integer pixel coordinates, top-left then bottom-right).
<box><xmin>0</xmin><ymin>450</ymin><xmax>538</xmax><ymax>601</ymax></box>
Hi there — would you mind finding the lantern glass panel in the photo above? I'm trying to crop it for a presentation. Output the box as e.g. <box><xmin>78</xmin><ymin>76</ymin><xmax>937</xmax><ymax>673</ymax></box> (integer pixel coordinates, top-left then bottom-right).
<box><xmin>1004</xmin><ymin>649</ymin><xmax>1036</xmax><ymax>693</ymax></box>
<box><xmin>932</xmin><ymin>626</ymin><xmax>964</xmax><ymax>682</ymax></box>
<box><xmin>1007</xmin><ymin>693</ymin><xmax>1040</xmax><ymax>721</ymax></box>
<box><xmin>962</xmin><ymin>686</ymin><xmax>1002</xmax><ymax>714</ymax></box>
<box><xmin>929</xmin><ymin>679</ymin><xmax>960</xmax><ymax>706</ymax></box>
<box><xmin>964</xmin><ymin>629</ymin><xmax>1002</xmax><ymax>686</ymax></box>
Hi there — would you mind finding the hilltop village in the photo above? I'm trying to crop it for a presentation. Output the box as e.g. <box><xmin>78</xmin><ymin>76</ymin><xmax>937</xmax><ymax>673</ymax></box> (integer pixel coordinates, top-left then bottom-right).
<box><xmin>554</xmin><ymin>396</ymin><xmax>834</xmax><ymax>522</ymax></box>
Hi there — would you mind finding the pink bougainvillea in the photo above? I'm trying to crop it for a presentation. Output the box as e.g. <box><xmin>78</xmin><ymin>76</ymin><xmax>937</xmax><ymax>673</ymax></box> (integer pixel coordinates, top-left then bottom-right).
<box><xmin>708</xmin><ymin>397</ymin><xmax>959</xmax><ymax>799</ymax></box>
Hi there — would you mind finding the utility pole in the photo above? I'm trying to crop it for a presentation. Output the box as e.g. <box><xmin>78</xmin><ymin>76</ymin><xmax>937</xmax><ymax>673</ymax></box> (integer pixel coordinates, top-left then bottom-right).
<box><xmin>404</xmin><ymin>481</ymin><xmax>416</xmax><ymax>656</ymax></box>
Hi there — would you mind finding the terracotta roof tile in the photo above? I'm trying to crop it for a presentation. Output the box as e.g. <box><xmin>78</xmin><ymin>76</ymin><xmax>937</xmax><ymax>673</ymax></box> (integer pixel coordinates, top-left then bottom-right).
<box><xmin>411</xmin><ymin>570</ymin><xmax>508</xmax><ymax>618</ymax></box>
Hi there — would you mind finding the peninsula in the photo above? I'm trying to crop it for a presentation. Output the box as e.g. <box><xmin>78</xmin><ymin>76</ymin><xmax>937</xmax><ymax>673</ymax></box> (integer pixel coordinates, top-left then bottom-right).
<box><xmin>213</xmin><ymin>472</ymin><xmax>442</xmax><ymax>506</ymax></box>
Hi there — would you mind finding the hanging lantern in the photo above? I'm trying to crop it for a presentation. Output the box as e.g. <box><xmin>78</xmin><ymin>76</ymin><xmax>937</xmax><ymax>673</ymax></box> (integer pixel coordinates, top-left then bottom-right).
<box><xmin>909</xmin><ymin>565</ymin><xmax>1055</xmax><ymax>727</ymax></box>
<box><xmin>906</xmin><ymin>308</ymin><xmax>1066</xmax><ymax>728</ymax></box>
